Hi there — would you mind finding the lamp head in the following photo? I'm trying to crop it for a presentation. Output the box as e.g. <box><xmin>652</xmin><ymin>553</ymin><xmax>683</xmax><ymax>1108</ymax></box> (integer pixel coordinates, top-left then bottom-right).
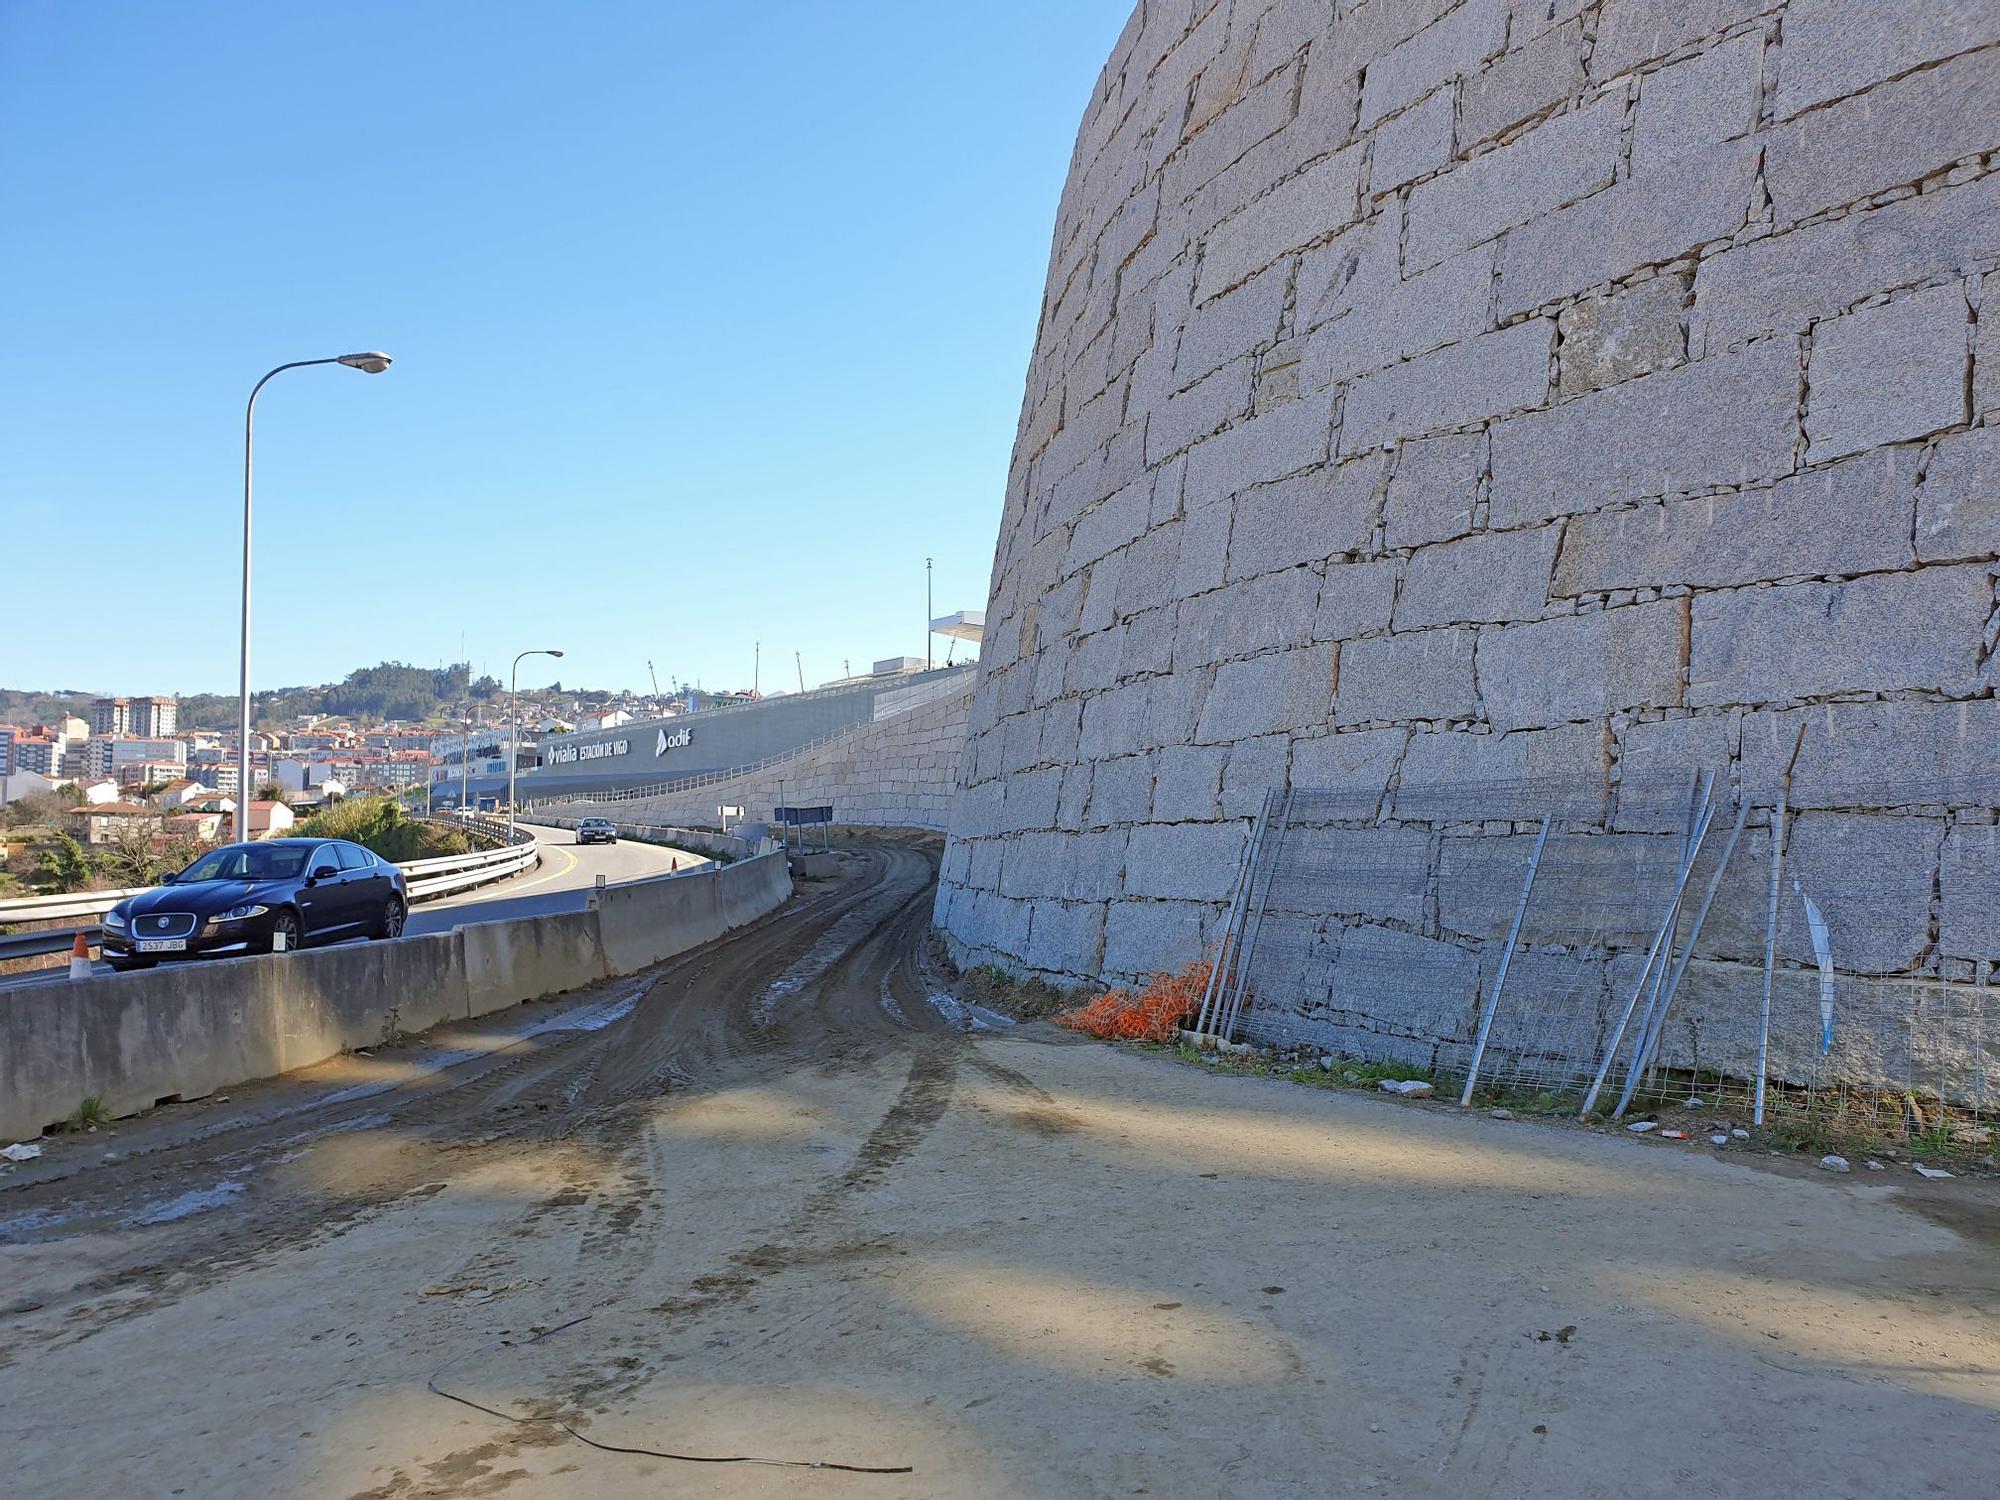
<box><xmin>547</xmin><ymin>649</ymin><xmax>565</xmax><ymax>658</ymax></box>
<box><xmin>336</xmin><ymin>352</ymin><xmax>393</xmax><ymax>375</ymax></box>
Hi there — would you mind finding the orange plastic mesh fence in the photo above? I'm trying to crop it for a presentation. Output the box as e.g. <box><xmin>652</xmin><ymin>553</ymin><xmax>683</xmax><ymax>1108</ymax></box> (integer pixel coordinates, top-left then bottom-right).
<box><xmin>1056</xmin><ymin>957</ymin><xmax>1214</xmax><ymax>1042</ymax></box>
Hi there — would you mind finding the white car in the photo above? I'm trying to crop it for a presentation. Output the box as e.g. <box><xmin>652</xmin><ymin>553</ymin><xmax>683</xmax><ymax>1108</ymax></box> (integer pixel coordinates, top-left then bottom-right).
<box><xmin>576</xmin><ymin>817</ymin><xmax>618</xmax><ymax>845</ymax></box>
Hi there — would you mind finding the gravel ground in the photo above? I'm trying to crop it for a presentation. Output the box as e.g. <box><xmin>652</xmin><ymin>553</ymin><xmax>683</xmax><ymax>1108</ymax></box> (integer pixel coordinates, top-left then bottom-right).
<box><xmin>2</xmin><ymin>838</ymin><xmax>1994</xmax><ymax>1497</ymax></box>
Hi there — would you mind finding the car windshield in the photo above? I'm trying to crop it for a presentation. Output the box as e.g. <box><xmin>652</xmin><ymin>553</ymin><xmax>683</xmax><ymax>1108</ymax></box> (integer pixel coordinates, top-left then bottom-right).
<box><xmin>178</xmin><ymin>845</ymin><xmax>310</xmax><ymax>882</ymax></box>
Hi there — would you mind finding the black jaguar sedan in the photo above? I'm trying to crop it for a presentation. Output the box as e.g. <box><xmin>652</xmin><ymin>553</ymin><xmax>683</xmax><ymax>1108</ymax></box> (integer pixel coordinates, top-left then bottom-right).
<box><xmin>99</xmin><ymin>838</ymin><xmax>409</xmax><ymax>971</ymax></box>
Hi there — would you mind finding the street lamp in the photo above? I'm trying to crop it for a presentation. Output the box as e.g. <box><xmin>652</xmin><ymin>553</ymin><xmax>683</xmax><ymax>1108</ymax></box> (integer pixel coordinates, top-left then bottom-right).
<box><xmin>508</xmin><ymin>648</ymin><xmax>564</xmax><ymax>837</ymax></box>
<box><xmin>236</xmin><ymin>353</ymin><xmax>394</xmax><ymax>842</ymax></box>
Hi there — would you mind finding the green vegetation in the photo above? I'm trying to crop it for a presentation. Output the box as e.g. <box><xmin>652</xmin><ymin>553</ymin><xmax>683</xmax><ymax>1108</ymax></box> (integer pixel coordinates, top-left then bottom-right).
<box><xmin>33</xmin><ymin>832</ymin><xmax>96</xmax><ymax>893</ymax></box>
<box><xmin>295</xmin><ymin>797</ymin><xmax>471</xmax><ymax>861</ymax></box>
<box><xmin>180</xmin><ymin>662</ymin><xmax>503</xmax><ymax>729</ymax></box>
<box><xmin>3</xmin><ymin>661</ymin><xmax>504</xmax><ymax>735</ymax></box>
<box><xmin>99</xmin><ymin>829</ymin><xmax>212</xmax><ymax>888</ymax></box>
<box><xmin>70</xmin><ymin>1095</ymin><xmax>110</xmax><ymax>1131</ymax></box>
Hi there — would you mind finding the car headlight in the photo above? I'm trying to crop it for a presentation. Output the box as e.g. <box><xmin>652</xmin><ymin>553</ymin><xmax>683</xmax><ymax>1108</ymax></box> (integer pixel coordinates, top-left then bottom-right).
<box><xmin>103</xmin><ymin>910</ymin><xmax>128</xmax><ymax>928</ymax></box>
<box><xmin>216</xmin><ymin>904</ymin><xmax>269</xmax><ymax>922</ymax></box>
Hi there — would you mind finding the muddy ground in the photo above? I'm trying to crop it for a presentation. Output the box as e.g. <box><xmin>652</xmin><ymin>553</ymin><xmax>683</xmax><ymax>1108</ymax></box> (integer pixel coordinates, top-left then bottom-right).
<box><xmin>2</xmin><ymin>837</ymin><xmax>1995</xmax><ymax>1497</ymax></box>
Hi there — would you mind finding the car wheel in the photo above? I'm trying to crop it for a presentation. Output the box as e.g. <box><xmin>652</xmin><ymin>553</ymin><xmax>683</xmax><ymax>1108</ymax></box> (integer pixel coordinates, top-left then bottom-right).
<box><xmin>375</xmin><ymin>896</ymin><xmax>406</xmax><ymax>941</ymax></box>
<box><xmin>268</xmin><ymin>908</ymin><xmax>302</xmax><ymax>954</ymax></box>
<box><xmin>106</xmin><ymin>956</ymin><xmax>156</xmax><ymax>973</ymax></box>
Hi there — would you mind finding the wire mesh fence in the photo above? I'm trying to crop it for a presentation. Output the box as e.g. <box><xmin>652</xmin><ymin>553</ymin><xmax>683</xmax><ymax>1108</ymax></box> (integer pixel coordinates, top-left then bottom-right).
<box><xmin>1196</xmin><ymin>765</ymin><xmax>1999</xmax><ymax>1162</ymax></box>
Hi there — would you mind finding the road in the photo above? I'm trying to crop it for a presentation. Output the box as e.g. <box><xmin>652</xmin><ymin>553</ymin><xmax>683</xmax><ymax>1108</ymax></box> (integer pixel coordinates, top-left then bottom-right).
<box><xmin>0</xmin><ymin>821</ymin><xmax>694</xmax><ymax>991</ymax></box>
<box><xmin>1</xmin><ymin>836</ymin><xmax>1995</xmax><ymax>1497</ymax></box>
<box><xmin>406</xmin><ymin>820</ymin><xmax>699</xmax><ymax>933</ymax></box>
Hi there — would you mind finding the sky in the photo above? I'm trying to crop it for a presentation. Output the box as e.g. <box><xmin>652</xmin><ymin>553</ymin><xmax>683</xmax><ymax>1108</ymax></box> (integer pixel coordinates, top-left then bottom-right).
<box><xmin>1</xmin><ymin>1</ymin><xmax>1131</xmax><ymax>699</ymax></box>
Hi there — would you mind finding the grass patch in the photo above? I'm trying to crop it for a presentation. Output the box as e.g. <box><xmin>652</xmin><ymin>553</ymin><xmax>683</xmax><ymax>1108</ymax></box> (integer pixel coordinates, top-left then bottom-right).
<box><xmin>70</xmin><ymin>1095</ymin><xmax>110</xmax><ymax>1131</ymax></box>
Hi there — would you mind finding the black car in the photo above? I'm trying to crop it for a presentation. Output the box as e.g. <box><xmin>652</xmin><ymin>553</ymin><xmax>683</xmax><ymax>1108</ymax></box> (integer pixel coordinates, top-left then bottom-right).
<box><xmin>99</xmin><ymin>838</ymin><xmax>409</xmax><ymax>971</ymax></box>
<box><xmin>576</xmin><ymin>817</ymin><xmax>618</xmax><ymax>845</ymax></box>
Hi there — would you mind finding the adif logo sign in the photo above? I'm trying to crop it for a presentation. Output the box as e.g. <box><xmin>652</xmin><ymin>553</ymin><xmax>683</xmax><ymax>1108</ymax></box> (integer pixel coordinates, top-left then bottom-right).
<box><xmin>656</xmin><ymin>726</ymin><xmax>692</xmax><ymax>756</ymax></box>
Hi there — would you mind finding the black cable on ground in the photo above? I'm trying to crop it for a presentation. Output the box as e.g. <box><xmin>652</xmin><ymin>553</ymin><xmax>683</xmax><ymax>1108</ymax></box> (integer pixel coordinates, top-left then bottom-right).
<box><xmin>424</xmin><ymin>1312</ymin><xmax>914</xmax><ymax>1475</ymax></box>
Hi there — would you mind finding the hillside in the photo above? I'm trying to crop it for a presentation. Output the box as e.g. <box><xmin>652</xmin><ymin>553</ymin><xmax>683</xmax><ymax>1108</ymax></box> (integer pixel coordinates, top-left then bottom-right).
<box><xmin>1</xmin><ymin>663</ymin><xmax>503</xmax><ymax>733</ymax></box>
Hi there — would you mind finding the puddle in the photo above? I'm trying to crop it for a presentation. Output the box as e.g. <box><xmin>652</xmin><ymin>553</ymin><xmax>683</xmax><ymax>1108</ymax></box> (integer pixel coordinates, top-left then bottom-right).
<box><xmin>755</xmin><ymin>906</ymin><xmax>884</xmax><ymax>1025</ymax></box>
<box><xmin>539</xmin><ymin>991</ymin><xmax>642</xmax><ymax>1033</ymax></box>
<box><xmin>925</xmin><ymin>991</ymin><xmax>1015</xmax><ymax>1033</ymax></box>
<box><xmin>129</xmin><ymin>1177</ymin><xmax>247</xmax><ymax>1226</ymax></box>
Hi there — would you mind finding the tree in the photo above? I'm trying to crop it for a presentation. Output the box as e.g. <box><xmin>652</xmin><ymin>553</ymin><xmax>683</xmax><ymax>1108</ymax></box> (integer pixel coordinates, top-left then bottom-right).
<box><xmin>99</xmin><ymin>828</ymin><xmax>164</xmax><ymax>888</ymax></box>
<box><xmin>0</xmin><ymin>788</ymin><xmax>73</xmax><ymax>832</ymax></box>
<box><xmin>255</xmin><ymin>782</ymin><xmax>291</xmax><ymax>805</ymax></box>
<box><xmin>34</xmin><ymin>833</ymin><xmax>96</xmax><ymax>893</ymax></box>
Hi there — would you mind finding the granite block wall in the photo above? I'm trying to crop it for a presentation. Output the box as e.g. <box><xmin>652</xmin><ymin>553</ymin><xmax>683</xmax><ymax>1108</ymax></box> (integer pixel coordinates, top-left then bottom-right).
<box><xmin>937</xmin><ymin>0</ymin><xmax>2000</xmax><ymax>987</ymax></box>
<box><xmin>559</xmin><ymin>680</ymin><xmax>973</xmax><ymax>834</ymax></box>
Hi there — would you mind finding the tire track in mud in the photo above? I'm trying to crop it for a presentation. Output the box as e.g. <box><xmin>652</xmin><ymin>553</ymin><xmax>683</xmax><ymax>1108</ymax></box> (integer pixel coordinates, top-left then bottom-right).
<box><xmin>0</xmin><ymin>837</ymin><xmax>958</xmax><ymax>1365</ymax></box>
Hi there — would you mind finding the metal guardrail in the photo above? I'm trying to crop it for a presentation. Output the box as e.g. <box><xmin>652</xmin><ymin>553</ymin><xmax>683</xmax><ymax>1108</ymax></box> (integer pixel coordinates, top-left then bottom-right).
<box><xmin>0</xmin><ymin>816</ymin><xmax>539</xmax><ymax>965</ymax></box>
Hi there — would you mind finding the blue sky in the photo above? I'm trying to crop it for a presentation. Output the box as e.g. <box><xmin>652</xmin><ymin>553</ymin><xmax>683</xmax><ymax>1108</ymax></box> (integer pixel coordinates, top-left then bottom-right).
<box><xmin>2</xmin><ymin>1</ymin><xmax>1130</xmax><ymax>698</ymax></box>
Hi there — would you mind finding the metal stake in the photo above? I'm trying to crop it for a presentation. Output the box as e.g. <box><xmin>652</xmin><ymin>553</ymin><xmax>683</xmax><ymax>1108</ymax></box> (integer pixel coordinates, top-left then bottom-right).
<box><xmin>1580</xmin><ymin>775</ymin><xmax>1718</xmax><ymax>1116</ymax></box>
<box><xmin>1220</xmin><ymin>789</ymin><xmax>1293</xmax><ymax>1043</ymax></box>
<box><xmin>1614</xmin><ymin>796</ymin><xmax>1749</xmax><ymax>1117</ymax></box>
<box><xmin>1461</xmin><ymin>813</ymin><xmax>1551</xmax><ymax>1106</ymax></box>
<box><xmin>1611</xmin><ymin>787</ymin><xmax>1723</xmax><ymax>1113</ymax></box>
<box><xmin>1196</xmin><ymin>791</ymin><xmax>1270</xmax><ymax>1037</ymax></box>
<box><xmin>1753</xmin><ymin>723</ymin><xmax>1808</xmax><ymax>1126</ymax></box>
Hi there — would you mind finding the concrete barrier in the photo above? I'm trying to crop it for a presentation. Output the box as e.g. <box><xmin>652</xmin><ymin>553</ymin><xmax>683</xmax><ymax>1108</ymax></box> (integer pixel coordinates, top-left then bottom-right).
<box><xmin>458</xmin><ymin>908</ymin><xmax>610</xmax><ymax>1016</ymax></box>
<box><xmin>0</xmin><ymin>850</ymin><xmax>792</xmax><ymax>1140</ymax></box>
<box><xmin>598</xmin><ymin>868</ymin><xmax>725</xmax><ymax>975</ymax></box>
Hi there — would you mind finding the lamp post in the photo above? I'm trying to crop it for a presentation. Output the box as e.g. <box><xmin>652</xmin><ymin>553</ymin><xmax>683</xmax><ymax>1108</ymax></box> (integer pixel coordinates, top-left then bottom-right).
<box><xmin>508</xmin><ymin>648</ymin><xmax>564</xmax><ymax>837</ymax></box>
<box><xmin>236</xmin><ymin>353</ymin><xmax>393</xmax><ymax>843</ymax></box>
<box><xmin>925</xmin><ymin>556</ymin><xmax>933</xmax><ymax>671</ymax></box>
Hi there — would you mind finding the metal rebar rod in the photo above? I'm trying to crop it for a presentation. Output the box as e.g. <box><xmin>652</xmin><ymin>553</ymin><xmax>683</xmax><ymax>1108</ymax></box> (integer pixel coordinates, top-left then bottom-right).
<box><xmin>1196</xmin><ymin>792</ymin><xmax>1265</xmax><ymax>1036</ymax></box>
<box><xmin>1752</xmin><ymin>791</ymin><xmax>1791</xmax><ymax>1126</ymax></box>
<box><xmin>1195</xmin><ymin>793</ymin><xmax>1268</xmax><ymax>1037</ymax></box>
<box><xmin>1607</xmin><ymin>777</ymin><xmax>1715</xmax><ymax>1091</ymax></box>
<box><xmin>1580</xmin><ymin>776</ymin><xmax>1718</xmax><ymax>1117</ymax></box>
<box><xmin>1217</xmin><ymin>795</ymin><xmax>1280</xmax><ymax>1044</ymax></box>
<box><xmin>1460</xmin><ymin>813</ymin><xmax>1552</xmax><ymax>1106</ymax></box>
<box><xmin>1639</xmin><ymin>771</ymin><xmax>1705</xmax><ymax>1097</ymax></box>
<box><xmin>1613</xmin><ymin>796</ymin><xmax>1750</xmax><ymax>1117</ymax></box>
<box><xmin>1220</xmin><ymin>789</ymin><xmax>1293</xmax><ymax>1043</ymax></box>
<box><xmin>1753</xmin><ymin>724</ymin><xmax>1809</xmax><ymax>1126</ymax></box>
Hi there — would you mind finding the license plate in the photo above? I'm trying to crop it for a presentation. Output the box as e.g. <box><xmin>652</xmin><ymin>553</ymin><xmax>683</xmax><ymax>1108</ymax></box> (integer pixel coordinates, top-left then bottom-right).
<box><xmin>137</xmin><ymin>938</ymin><xmax>187</xmax><ymax>952</ymax></box>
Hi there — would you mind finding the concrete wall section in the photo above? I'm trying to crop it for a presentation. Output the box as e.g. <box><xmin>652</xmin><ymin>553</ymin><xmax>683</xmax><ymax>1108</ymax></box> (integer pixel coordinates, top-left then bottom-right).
<box><xmin>938</xmin><ymin>0</ymin><xmax>2000</xmax><ymax>985</ymax></box>
<box><xmin>0</xmin><ymin>852</ymin><xmax>792</xmax><ymax>1140</ymax></box>
<box><xmin>458</xmin><ymin>908</ymin><xmax>611</xmax><ymax>1015</ymax></box>
<box><xmin>558</xmin><ymin>680</ymin><xmax>974</xmax><ymax>833</ymax></box>
<box><xmin>499</xmin><ymin>667</ymin><xmax>975</xmax><ymax>801</ymax></box>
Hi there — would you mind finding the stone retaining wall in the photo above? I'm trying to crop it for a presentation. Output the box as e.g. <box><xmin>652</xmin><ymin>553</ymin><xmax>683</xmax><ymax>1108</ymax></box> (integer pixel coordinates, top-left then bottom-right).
<box><xmin>559</xmin><ymin>681</ymin><xmax>973</xmax><ymax>834</ymax></box>
<box><xmin>937</xmin><ymin>0</ymin><xmax>2000</xmax><ymax>987</ymax></box>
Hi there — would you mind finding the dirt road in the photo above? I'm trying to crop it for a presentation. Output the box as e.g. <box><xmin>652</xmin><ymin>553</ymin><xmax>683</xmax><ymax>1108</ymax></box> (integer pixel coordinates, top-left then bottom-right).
<box><xmin>2</xmin><ymin>838</ymin><xmax>1995</xmax><ymax>1497</ymax></box>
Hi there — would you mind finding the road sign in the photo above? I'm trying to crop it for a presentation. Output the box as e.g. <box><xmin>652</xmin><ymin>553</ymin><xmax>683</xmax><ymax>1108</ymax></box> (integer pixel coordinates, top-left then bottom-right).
<box><xmin>774</xmin><ymin>806</ymin><xmax>832</xmax><ymax>825</ymax></box>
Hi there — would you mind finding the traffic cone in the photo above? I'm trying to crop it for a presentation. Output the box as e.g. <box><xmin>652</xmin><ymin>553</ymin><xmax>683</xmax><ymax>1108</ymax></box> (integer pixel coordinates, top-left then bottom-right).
<box><xmin>69</xmin><ymin>931</ymin><xmax>92</xmax><ymax>980</ymax></box>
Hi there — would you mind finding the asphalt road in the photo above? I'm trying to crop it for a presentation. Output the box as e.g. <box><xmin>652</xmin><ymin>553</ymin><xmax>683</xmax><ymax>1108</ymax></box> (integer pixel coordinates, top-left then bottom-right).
<box><xmin>0</xmin><ymin>822</ymin><xmax>696</xmax><ymax>991</ymax></box>
<box><xmin>405</xmin><ymin>820</ymin><xmax>697</xmax><ymax>933</ymax></box>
